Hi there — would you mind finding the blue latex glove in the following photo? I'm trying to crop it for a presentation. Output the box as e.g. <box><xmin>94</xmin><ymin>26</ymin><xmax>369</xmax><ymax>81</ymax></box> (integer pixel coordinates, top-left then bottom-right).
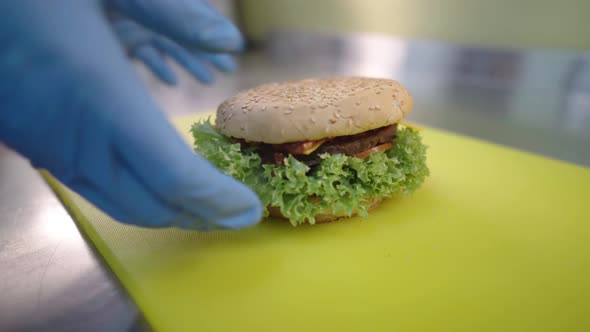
<box><xmin>112</xmin><ymin>18</ymin><xmax>238</xmax><ymax>85</ymax></box>
<box><xmin>0</xmin><ymin>0</ymin><xmax>262</xmax><ymax>231</ymax></box>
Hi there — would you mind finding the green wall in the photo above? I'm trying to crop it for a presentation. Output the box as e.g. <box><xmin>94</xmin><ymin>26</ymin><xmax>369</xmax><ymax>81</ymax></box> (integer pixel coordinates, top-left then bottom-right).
<box><xmin>239</xmin><ymin>0</ymin><xmax>589</xmax><ymax>50</ymax></box>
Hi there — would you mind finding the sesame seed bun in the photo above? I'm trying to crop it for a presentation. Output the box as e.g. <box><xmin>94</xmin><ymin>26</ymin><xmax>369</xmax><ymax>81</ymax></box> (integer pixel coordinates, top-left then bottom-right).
<box><xmin>215</xmin><ymin>77</ymin><xmax>413</xmax><ymax>144</ymax></box>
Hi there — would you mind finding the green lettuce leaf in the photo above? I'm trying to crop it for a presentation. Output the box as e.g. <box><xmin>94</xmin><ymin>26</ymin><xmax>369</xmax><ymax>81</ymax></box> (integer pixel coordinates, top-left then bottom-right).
<box><xmin>190</xmin><ymin>118</ymin><xmax>429</xmax><ymax>226</ymax></box>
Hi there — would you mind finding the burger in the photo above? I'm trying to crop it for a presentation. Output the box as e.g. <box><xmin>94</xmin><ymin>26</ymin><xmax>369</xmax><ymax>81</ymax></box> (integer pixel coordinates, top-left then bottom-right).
<box><xmin>190</xmin><ymin>77</ymin><xmax>429</xmax><ymax>226</ymax></box>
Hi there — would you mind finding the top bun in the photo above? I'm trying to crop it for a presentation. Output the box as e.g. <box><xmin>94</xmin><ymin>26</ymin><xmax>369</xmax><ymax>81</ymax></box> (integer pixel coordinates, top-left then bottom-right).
<box><xmin>215</xmin><ymin>76</ymin><xmax>413</xmax><ymax>144</ymax></box>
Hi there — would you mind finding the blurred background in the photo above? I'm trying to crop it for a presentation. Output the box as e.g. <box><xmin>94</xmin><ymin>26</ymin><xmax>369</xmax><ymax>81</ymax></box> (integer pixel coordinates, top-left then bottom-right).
<box><xmin>141</xmin><ymin>0</ymin><xmax>590</xmax><ymax>166</ymax></box>
<box><xmin>2</xmin><ymin>1</ymin><xmax>590</xmax><ymax>331</ymax></box>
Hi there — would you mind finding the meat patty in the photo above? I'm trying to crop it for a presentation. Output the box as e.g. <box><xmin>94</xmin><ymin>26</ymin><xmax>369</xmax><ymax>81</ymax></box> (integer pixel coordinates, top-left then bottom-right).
<box><xmin>245</xmin><ymin>124</ymin><xmax>398</xmax><ymax>166</ymax></box>
<box><xmin>315</xmin><ymin>124</ymin><xmax>397</xmax><ymax>156</ymax></box>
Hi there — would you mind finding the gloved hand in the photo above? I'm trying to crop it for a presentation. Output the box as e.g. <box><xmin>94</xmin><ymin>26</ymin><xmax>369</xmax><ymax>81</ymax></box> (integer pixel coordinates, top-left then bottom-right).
<box><xmin>0</xmin><ymin>0</ymin><xmax>263</xmax><ymax>231</ymax></box>
<box><xmin>111</xmin><ymin>18</ymin><xmax>238</xmax><ymax>85</ymax></box>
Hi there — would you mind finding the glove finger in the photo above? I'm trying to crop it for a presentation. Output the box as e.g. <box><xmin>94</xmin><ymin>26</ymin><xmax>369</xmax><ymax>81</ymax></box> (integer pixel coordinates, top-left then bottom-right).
<box><xmin>108</xmin><ymin>98</ymin><xmax>262</xmax><ymax>228</ymax></box>
<box><xmin>113</xmin><ymin>115</ymin><xmax>263</xmax><ymax>229</ymax></box>
<box><xmin>111</xmin><ymin>19</ymin><xmax>152</xmax><ymax>52</ymax></box>
<box><xmin>200</xmin><ymin>52</ymin><xmax>237</xmax><ymax>73</ymax></box>
<box><xmin>108</xmin><ymin>0</ymin><xmax>244</xmax><ymax>53</ymax></box>
<box><xmin>153</xmin><ymin>38</ymin><xmax>214</xmax><ymax>84</ymax></box>
<box><xmin>111</xmin><ymin>18</ymin><xmax>233</xmax><ymax>84</ymax></box>
<box><xmin>62</xmin><ymin>158</ymin><xmax>229</xmax><ymax>230</ymax></box>
<box><xmin>135</xmin><ymin>44</ymin><xmax>177</xmax><ymax>85</ymax></box>
<box><xmin>64</xmin><ymin>173</ymin><xmax>172</xmax><ymax>228</ymax></box>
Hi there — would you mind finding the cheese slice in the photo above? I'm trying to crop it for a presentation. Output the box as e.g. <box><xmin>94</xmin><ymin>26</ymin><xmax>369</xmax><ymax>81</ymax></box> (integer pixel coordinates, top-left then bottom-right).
<box><xmin>299</xmin><ymin>139</ymin><xmax>327</xmax><ymax>155</ymax></box>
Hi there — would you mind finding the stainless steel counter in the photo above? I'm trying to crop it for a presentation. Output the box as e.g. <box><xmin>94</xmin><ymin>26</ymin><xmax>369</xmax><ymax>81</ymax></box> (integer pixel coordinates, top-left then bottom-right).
<box><xmin>1</xmin><ymin>32</ymin><xmax>589</xmax><ymax>332</ymax></box>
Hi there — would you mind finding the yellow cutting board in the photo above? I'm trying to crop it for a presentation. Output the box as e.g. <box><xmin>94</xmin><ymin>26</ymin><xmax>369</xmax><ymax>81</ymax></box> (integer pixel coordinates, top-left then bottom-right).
<box><xmin>42</xmin><ymin>113</ymin><xmax>590</xmax><ymax>332</ymax></box>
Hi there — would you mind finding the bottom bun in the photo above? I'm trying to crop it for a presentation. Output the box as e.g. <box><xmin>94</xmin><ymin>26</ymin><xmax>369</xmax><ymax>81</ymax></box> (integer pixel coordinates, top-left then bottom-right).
<box><xmin>267</xmin><ymin>197</ymin><xmax>384</xmax><ymax>224</ymax></box>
